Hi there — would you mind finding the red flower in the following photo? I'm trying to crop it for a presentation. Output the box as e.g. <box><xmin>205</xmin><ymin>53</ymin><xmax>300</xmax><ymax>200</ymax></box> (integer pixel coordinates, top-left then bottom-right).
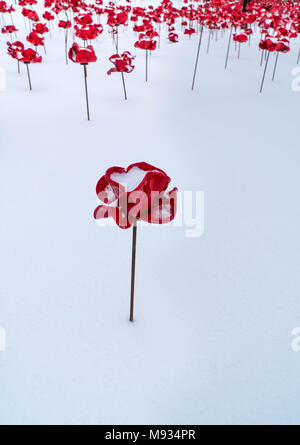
<box><xmin>27</xmin><ymin>31</ymin><xmax>44</xmax><ymax>46</ymax></box>
<box><xmin>259</xmin><ymin>36</ymin><xmax>289</xmax><ymax>53</ymax></box>
<box><xmin>184</xmin><ymin>28</ymin><xmax>196</xmax><ymax>35</ymax></box>
<box><xmin>74</xmin><ymin>24</ymin><xmax>103</xmax><ymax>40</ymax></box>
<box><xmin>276</xmin><ymin>39</ymin><xmax>290</xmax><ymax>53</ymax></box>
<box><xmin>20</xmin><ymin>47</ymin><xmax>42</xmax><ymax>63</ymax></box>
<box><xmin>94</xmin><ymin>162</ymin><xmax>178</xmax><ymax>229</ymax></box>
<box><xmin>145</xmin><ymin>29</ymin><xmax>159</xmax><ymax>39</ymax></box>
<box><xmin>7</xmin><ymin>41</ymin><xmax>24</xmax><ymax>60</ymax></box>
<box><xmin>68</xmin><ymin>43</ymin><xmax>97</xmax><ymax>64</ymax></box>
<box><xmin>58</xmin><ymin>20</ymin><xmax>72</xmax><ymax>29</ymax></box>
<box><xmin>134</xmin><ymin>33</ymin><xmax>157</xmax><ymax>51</ymax></box>
<box><xmin>107</xmin><ymin>11</ymin><xmax>128</xmax><ymax>27</ymax></box>
<box><xmin>74</xmin><ymin>13</ymin><xmax>93</xmax><ymax>26</ymax></box>
<box><xmin>22</xmin><ymin>8</ymin><xmax>39</xmax><ymax>22</ymax></box>
<box><xmin>43</xmin><ymin>11</ymin><xmax>54</xmax><ymax>21</ymax></box>
<box><xmin>133</xmin><ymin>24</ymin><xmax>146</xmax><ymax>33</ymax></box>
<box><xmin>233</xmin><ymin>33</ymin><xmax>248</xmax><ymax>42</ymax></box>
<box><xmin>107</xmin><ymin>51</ymin><xmax>135</xmax><ymax>75</ymax></box>
<box><xmin>1</xmin><ymin>25</ymin><xmax>18</xmax><ymax>34</ymax></box>
<box><xmin>33</xmin><ymin>23</ymin><xmax>49</xmax><ymax>34</ymax></box>
<box><xmin>259</xmin><ymin>37</ymin><xmax>277</xmax><ymax>52</ymax></box>
<box><xmin>277</xmin><ymin>27</ymin><xmax>289</xmax><ymax>37</ymax></box>
<box><xmin>168</xmin><ymin>32</ymin><xmax>178</xmax><ymax>43</ymax></box>
<box><xmin>0</xmin><ymin>1</ymin><xmax>7</xmax><ymax>13</ymax></box>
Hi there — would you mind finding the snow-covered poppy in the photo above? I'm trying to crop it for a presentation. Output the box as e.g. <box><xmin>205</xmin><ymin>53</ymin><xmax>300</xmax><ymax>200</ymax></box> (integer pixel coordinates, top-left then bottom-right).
<box><xmin>68</xmin><ymin>42</ymin><xmax>97</xmax><ymax>64</ymax></box>
<box><xmin>1</xmin><ymin>25</ymin><xmax>18</xmax><ymax>34</ymax></box>
<box><xmin>94</xmin><ymin>162</ymin><xmax>178</xmax><ymax>229</ymax></box>
<box><xmin>7</xmin><ymin>40</ymin><xmax>24</xmax><ymax>60</ymax></box>
<box><xmin>107</xmin><ymin>51</ymin><xmax>135</xmax><ymax>75</ymax></box>
<box><xmin>233</xmin><ymin>33</ymin><xmax>248</xmax><ymax>43</ymax></box>
<box><xmin>20</xmin><ymin>47</ymin><xmax>42</xmax><ymax>63</ymax></box>
<box><xmin>134</xmin><ymin>32</ymin><xmax>157</xmax><ymax>50</ymax></box>
<box><xmin>26</xmin><ymin>31</ymin><xmax>44</xmax><ymax>47</ymax></box>
<box><xmin>33</xmin><ymin>23</ymin><xmax>49</xmax><ymax>34</ymax></box>
<box><xmin>68</xmin><ymin>43</ymin><xmax>97</xmax><ymax>120</ymax></box>
<box><xmin>168</xmin><ymin>32</ymin><xmax>178</xmax><ymax>43</ymax></box>
<box><xmin>107</xmin><ymin>11</ymin><xmax>128</xmax><ymax>27</ymax></box>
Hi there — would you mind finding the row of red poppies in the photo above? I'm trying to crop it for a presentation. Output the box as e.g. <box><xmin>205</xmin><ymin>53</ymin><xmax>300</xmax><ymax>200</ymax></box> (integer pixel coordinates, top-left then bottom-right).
<box><xmin>1</xmin><ymin>0</ymin><xmax>299</xmax><ymax>113</ymax></box>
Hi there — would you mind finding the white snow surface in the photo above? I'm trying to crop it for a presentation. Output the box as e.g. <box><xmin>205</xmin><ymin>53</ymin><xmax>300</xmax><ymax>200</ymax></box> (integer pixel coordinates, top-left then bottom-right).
<box><xmin>110</xmin><ymin>166</ymin><xmax>148</xmax><ymax>191</ymax></box>
<box><xmin>1</xmin><ymin>1</ymin><xmax>300</xmax><ymax>425</ymax></box>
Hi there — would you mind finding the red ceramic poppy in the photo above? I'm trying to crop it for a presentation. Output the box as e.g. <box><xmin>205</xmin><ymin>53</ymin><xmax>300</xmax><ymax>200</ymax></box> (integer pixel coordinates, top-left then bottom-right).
<box><xmin>33</xmin><ymin>23</ymin><xmax>49</xmax><ymax>34</ymax></box>
<box><xmin>107</xmin><ymin>11</ymin><xmax>128</xmax><ymax>27</ymax></box>
<box><xmin>7</xmin><ymin>41</ymin><xmax>24</xmax><ymax>60</ymax></box>
<box><xmin>1</xmin><ymin>25</ymin><xmax>17</xmax><ymax>34</ymax></box>
<box><xmin>168</xmin><ymin>32</ymin><xmax>178</xmax><ymax>43</ymax></box>
<box><xmin>233</xmin><ymin>33</ymin><xmax>248</xmax><ymax>42</ymax></box>
<box><xmin>58</xmin><ymin>20</ymin><xmax>72</xmax><ymax>29</ymax></box>
<box><xmin>276</xmin><ymin>39</ymin><xmax>290</xmax><ymax>53</ymax></box>
<box><xmin>94</xmin><ymin>162</ymin><xmax>178</xmax><ymax>229</ymax></box>
<box><xmin>68</xmin><ymin>43</ymin><xmax>97</xmax><ymax>64</ymax></box>
<box><xmin>74</xmin><ymin>24</ymin><xmax>103</xmax><ymax>40</ymax></box>
<box><xmin>43</xmin><ymin>11</ymin><xmax>54</xmax><ymax>21</ymax></box>
<box><xmin>20</xmin><ymin>47</ymin><xmax>42</xmax><ymax>63</ymax></box>
<box><xmin>22</xmin><ymin>7</ymin><xmax>39</xmax><ymax>22</ymax></box>
<box><xmin>134</xmin><ymin>33</ymin><xmax>157</xmax><ymax>51</ymax></box>
<box><xmin>74</xmin><ymin>13</ymin><xmax>93</xmax><ymax>26</ymax></box>
<box><xmin>259</xmin><ymin>34</ymin><xmax>290</xmax><ymax>53</ymax></box>
<box><xmin>259</xmin><ymin>37</ymin><xmax>277</xmax><ymax>52</ymax></box>
<box><xmin>107</xmin><ymin>51</ymin><xmax>135</xmax><ymax>75</ymax></box>
<box><xmin>27</xmin><ymin>31</ymin><xmax>44</xmax><ymax>46</ymax></box>
<box><xmin>133</xmin><ymin>24</ymin><xmax>146</xmax><ymax>33</ymax></box>
<box><xmin>184</xmin><ymin>28</ymin><xmax>196</xmax><ymax>35</ymax></box>
<box><xmin>0</xmin><ymin>1</ymin><xmax>7</xmax><ymax>13</ymax></box>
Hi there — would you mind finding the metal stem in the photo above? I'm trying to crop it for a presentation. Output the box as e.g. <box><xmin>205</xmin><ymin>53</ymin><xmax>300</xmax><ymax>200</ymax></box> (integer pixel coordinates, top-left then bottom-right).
<box><xmin>272</xmin><ymin>52</ymin><xmax>279</xmax><ymax>81</ymax></box>
<box><xmin>225</xmin><ymin>27</ymin><xmax>233</xmax><ymax>70</ymax></box>
<box><xmin>130</xmin><ymin>220</ymin><xmax>137</xmax><ymax>322</ymax></box>
<box><xmin>121</xmin><ymin>72</ymin><xmax>127</xmax><ymax>100</ymax></box>
<box><xmin>26</xmin><ymin>63</ymin><xmax>32</xmax><ymax>91</ymax></box>
<box><xmin>260</xmin><ymin>51</ymin><xmax>270</xmax><ymax>93</ymax></box>
<box><xmin>191</xmin><ymin>23</ymin><xmax>205</xmax><ymax>90</ymax></box>
<box><xmin>83</xmin><ymin>64</ymin><xmax>90</xmax><ymax>120</ymax></box>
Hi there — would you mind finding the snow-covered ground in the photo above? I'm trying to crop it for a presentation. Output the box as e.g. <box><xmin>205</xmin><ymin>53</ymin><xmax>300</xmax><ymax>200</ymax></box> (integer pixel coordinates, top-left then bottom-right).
<box><xmin>1</xmin><ymin>2</ymin><xmax>300</xmax><ymax>425</ymax></box>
